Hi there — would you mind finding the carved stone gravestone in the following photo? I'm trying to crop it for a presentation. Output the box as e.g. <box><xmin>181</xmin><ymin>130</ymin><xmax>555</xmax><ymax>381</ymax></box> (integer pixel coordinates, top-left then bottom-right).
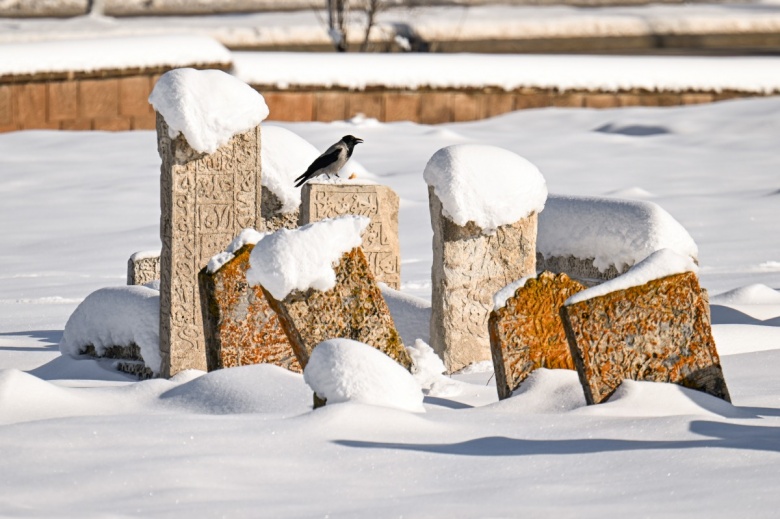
<box><xmin>261</xmin><ymin>186</ymin><xmax>299</xmax><ymax>232</ymax></box>
<box><xmin>299</xmin><ymin>183</ymin><xmax>401</xmax><ymax>289</ymax></box>
<box><xmin>199</xmin><ymin>243</ymin><xmax>300</xmax><ymax>373</ymax></box>
<box><xmin>429</xmin><ymin>187</ymin><xmax>538</xmax><ymax>373</ymax></box>
<box><xmin>157</xmin><ymin>114</ymin><xmax>263</xmax><ymax>377</ymax></box>
<box><xmin>261</xmin><ymin>247</ymin><xmax>412</xmax><ymax>371</ymax></box>
<box><xmin>489</xmin><ymin>272</ymin><xmax>586</xmax><ymax>400</ymax></box>
<box><xmin>127</xmin><ymin>251</ymin><xmax>161</xmax><ymax>286</ymax></box>
<box><xmin>561</xmin><ymin>271</ymin><xmax>730</xmax><ymax>404</ymax></box>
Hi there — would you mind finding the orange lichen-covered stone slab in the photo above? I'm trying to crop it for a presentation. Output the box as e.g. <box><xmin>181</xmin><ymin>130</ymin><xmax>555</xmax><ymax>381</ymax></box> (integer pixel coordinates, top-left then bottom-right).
<box><xmin>561</xmin><ymin>271</ymin><xmax>730</xmax><ymax>405</ymax></box>
<box><xmin>489</xmin><ymin>272</ymin><xmax>586</xmax><ymax>400</ymax></box>
<box><xmin>199</xmin><ymin>244</ymin><xmax>300</xmax><ymax>373</ymax></box>
<box><xmin>263</xmin><ymin>247</ymin><xmax>411</xmax><ymax>371</ymax></box>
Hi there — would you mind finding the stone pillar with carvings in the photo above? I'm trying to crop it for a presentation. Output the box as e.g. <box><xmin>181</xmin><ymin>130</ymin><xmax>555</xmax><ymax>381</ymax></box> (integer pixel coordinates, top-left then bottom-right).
<box><xmin>157</xmin><ymin>114</ymin><xmax>263</xmax><ymax>377</ymax></box>
<box><xmin>299</xmin><ymin>182</ymin><xmax>401</xmax><ymax>290</ymax></box>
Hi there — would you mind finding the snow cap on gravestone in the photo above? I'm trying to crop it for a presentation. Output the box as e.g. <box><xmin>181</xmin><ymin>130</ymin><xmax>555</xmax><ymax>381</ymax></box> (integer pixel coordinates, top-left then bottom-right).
<box><xmin>148</xmin><ymin>68</ymin><xmax>269</xmax><ymax>154</ymax></box>
<box><xmin>423</xmin><ymin>144</ymin><xmax>548</xmax><ymax>234</ymax></box>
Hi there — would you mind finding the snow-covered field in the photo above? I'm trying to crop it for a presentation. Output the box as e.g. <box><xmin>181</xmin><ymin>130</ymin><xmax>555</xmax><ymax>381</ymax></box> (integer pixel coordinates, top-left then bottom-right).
<box><xmin>1</xmin><ymin>95</ymin><xmax>780</xmax><ymax>517</ymax></box>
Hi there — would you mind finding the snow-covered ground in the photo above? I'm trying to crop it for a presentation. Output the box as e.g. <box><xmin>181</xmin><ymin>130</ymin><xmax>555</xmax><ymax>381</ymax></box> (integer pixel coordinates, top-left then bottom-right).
<box><xmin>1</xmin><ymin>95</ymin><xmax>780</xmax><ymax>516</ymax></box>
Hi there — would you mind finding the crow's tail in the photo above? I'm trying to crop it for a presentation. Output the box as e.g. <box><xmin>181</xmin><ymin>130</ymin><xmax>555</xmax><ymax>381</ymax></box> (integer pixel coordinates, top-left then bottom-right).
<box><xmin>294</xmin><ymin>175</ymin><xmax>308</xmax><ymax>188</ymax></box>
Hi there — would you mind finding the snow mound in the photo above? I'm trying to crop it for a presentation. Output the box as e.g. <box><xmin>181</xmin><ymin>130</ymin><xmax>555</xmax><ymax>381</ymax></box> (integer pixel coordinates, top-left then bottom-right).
<box><xmin>303</xmin><ymin>339</ymin><xmax>425</xmax><ymax>413</ymax></box>
<box><xmin>405</xmin><ymin>339</ymin><xmax>461</xmax><ymax>397</ymax></box>
<box><xmin>539</xmin><ymin>194</ymin><xmax>698</xmax><ymax>273</ymax></box>
<box><xmin>246</xmin><ymin>215</ymin><xmax>369</xmax><ymax>300</ymax></box>
<box><xmin>380</xmin><ymin>283</ymin><xmax>431</xmax><ymax>346</ymax></box>
<box><xmin>423</xmin><ymin>144</ymin><xmax>547</xmax><ymax>234</ymax></box>
<box><xmin>710</xmin><ymin>284</ymin><xmax>780</xmax><ymax>305</ymax></box>
<box><xmin>59</xmin><ymin>285</ymin><xmax>161</xmax><ymax>374</ymax></box>
<box><xmin>148</xmin><ymin>68</ymin><xmax>269</xmax><ymax>154</ymax></box>
<box><xmin>491</xmin><ymin>369</ymin><xmax>586</xmax><ymax>414</ymax></box>
<box><xmin>207</xmin><ymin>228</ymin><xmax>266</xmax><ymax>273</ymax></box>
<box><xmin>160</xmin><ymin>364</ymin><xmax>312</xmax><ymax>416</ymax></box>
<box><xmin>493</xmin><ymin>276</ymin><xmax>532</xmax><ymax>311</ymax></box>
<box><xmin>567</xmin><ymin>248</ymin><xmax>698</xmax><ymax>305</ymax></box>
<box><xmin>580</xmin><ymin>380</ymin><xmax>743</xmax><ymax>418</ymax></box>
<box><xmin>261</xmin><ymin>126</ymin><xmax>322</xmax><ymax>214</ymax></box>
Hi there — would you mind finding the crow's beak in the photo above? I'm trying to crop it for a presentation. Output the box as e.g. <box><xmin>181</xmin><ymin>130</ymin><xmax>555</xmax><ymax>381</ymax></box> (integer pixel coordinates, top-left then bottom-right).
<box><xmin>355</xmin><ymin>138</ymin><xmax>364</xmax><ymax>144</ymax></box>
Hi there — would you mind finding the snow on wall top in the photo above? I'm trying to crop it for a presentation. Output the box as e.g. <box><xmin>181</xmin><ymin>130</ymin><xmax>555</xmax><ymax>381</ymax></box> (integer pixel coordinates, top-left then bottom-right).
<box><xmin>538</xmin><ymin>195</ymin><xmax>698</xmax><ymax>273</ymax></box>
<box><xmin>233</xmin><ymin>52</ymin><xmax>780</xmax><ymax>94</ymax></box>
<box><xmin>148</xmin><ymin>68</ymin><xmax>269</xmax><ymax>154</ymax></box>
<box><xmin>246</xmin><ymin>215</ymin><xmax>369</xmax><ymax>300</ymax></box>
<box><xmin>0</xmin><ymin>35</ymin><xmax>231</xmax><ymax>78</ymax></box>
<box><xmin>566</xmin><ymin>248</ymin><xmax>699</xmax><ymax>305</ymax></box>
<box><xmin>261</xmin><ymin>126</ymin><xmax>321</xmax><ymax>214</ymax></box>
<box><xmin>424</xmin><ymin>144</ymin><xmax>547</xmax><ymax>233</ymax></box>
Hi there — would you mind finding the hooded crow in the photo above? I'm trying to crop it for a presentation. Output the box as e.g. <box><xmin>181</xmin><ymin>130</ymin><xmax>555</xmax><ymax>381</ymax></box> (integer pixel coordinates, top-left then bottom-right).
<box><xmin>294</xmin><ymin>135</ymin><xmax>363</xmax><ymax>187</ymax></box>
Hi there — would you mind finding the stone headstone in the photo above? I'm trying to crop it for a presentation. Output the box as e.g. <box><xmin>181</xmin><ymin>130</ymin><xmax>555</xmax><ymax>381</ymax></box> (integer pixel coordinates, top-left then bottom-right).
<box><xmin>157</xmin><ymin>113</ymin><xmax>263</xmax><ymax>377</ymax></box>
<box><xmin>299</xmin><ymin>183</ymin><xmax>401</xmax><ymax>289</ymax></box>
<box><xmin>536</xmin><ymin>254</ymin><xmax>624</xmax><ymax>287</ymax></box>
<box><xmin>80</xmin><ymin>344</ymin><xmax>155</xmax><ymax>380</ymax></box>
<box><xmin>489</xmin><ymin>272</ymin><xmax>586</xmax><ymax>400</ymax></box>
<box><xmin>261</xmin><ymin>246</ymin><xmax>411</xmax><ymax>371</ymax></box>
<box><xmin>429</xmin><ymin>187</ymin><xmax>538</xmax><ymax>373</ymax></box>
<box><xmin>127</xmin><ymin>251</ymin><xmax>161</xmax><ymax>286</ymax></box>
<box><xmin>199</xmin><ymin>243</ymin><xmax>300</xmax><ymax>373</ymax></box>
<box><xmin>561</xmin><ymin>271</ymin><xmax>730</xmax><ymax>404</ymax></box>
<box><xmin>261</xmin><ymin>186</ymin><xmax>299</xmax><ymax>232</ymax></box>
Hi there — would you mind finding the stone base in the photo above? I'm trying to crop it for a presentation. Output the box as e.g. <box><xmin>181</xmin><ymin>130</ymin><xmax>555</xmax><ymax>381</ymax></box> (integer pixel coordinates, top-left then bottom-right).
<box><xmin>536</xmin><ymin>253</ymin><xmax>625</xmax><ymax>287</ymax></box>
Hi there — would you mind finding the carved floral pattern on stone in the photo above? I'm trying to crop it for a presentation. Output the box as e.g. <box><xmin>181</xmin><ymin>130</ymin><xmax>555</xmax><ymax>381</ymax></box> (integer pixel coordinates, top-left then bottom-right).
<box><xmin>127</xmin><ymin>255</ymin><xmax>161</xmax><ymax>286</ymax></box>
<box><xmin>561</xmin><ymin>271</ymin><xmax>730</xmax><ymax>404</ymax></box>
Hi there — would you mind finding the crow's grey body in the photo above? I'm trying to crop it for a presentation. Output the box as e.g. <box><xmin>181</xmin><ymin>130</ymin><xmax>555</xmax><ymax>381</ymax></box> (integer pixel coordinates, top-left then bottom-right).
<box><xmin>294</xmin><ymin>135</ymin><xmax>363</xmax><ymax>187</ymax></box>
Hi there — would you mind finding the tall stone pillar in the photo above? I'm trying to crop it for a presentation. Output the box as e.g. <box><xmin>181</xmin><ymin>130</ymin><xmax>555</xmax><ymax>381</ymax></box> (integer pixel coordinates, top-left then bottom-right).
<box><xmin>157</xmin><ymin>114</ymin><xmax>262</xmax><ymax>377</ymax></box>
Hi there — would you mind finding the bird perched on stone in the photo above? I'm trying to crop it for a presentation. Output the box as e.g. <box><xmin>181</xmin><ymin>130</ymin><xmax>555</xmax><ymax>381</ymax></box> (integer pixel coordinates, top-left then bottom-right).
<box><xmin>294</xmin><ymin>135</ymin><xmax>363</xmax><ymax>187</ymax></box>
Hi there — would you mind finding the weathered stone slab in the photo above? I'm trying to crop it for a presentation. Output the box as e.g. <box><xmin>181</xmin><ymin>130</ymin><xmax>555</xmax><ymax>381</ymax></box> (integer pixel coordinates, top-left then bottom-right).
<box><xmin>536</xmin><ymin>253</ymin><xmax>624</xmax><ymax>286</ymax></box>
<box><xmin>127</xmin><ymin>251</ymin><xmax>161</xmax><ymax>285</ymax></box>
<box><xmin>299</xmin><ymin>183</ymin><xmax>401</xmax><ymax>289</ymax></box>
<box><xmin>261</xmin><ymin>185</ymin><xmax>299</xmax><ymax>232</ymax></box>
<box><xmin>489</xmin><ymin>272</ymin><xmax>586</xmax><ymax>400</ymax></box>
<box><xmin>262</xmin><ymin>247</ymin><xmax>411</xmax><ymax>370</ymax></box>
<box><xmin>429</xmin><ymin>187</ymin><xmax>537</xmax><ymax>372</ymax></box>
<box><xmin>561</xmin><ymin>271</ymin><xmax>730</xmax><ymax>404</ymax></box>
<box><xmin>157</xmin><ymin>113</ymin><xmax>263</xmax><ymax>377</ymax></box>
<box><xmin>81</xmin><ymin>344</ymin><xmax>155</xmax><ymax>380</ymax></box>
<box><xmin>199</xmin><ymin>243</ymin><xmax>300</xmax><ymax>373</ymax></box>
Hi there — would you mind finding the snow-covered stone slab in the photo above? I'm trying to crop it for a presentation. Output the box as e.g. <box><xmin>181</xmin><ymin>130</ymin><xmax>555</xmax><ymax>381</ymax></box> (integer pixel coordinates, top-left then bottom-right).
<box><xmin>425</xmin><ymin>145</ymin><xmax>546</xmax><ymax>372</ymax></box>
<box><xmin>561</xmin><ymin>251</ymin><xmax>729</xmax><ymax>405</ymax></box>
<box><xmin>299</xmin><ymin>183</ymin><xmax>401</xmax><ymax>289</ymax></box>
<box><xmin>246</xmin><ymin>216</ymin><xmax>411</xmax><ymax>370</ymax></box>
<box><xmin>200</xmin><ymin>230</ymin><xmax>299</xmax><ymax>373</ymax></box>
<box><xmin>127</xmin><ymin>250</ymin><xmax>160</xmax><ymax>286</ymax></box>
<box><xmin>537</xmin><ymin>195</ymin><xmax>698</xmax><ymax>285</ymax></box>
<box><xmin>152</xmin><ymin>68</ymin><xmax>269</xmax><ymax>377</ymax></box>
<box><xmin>488</xmin><ymin>272</ymin><xmax>586</xmax><ymax>400</ymax></box>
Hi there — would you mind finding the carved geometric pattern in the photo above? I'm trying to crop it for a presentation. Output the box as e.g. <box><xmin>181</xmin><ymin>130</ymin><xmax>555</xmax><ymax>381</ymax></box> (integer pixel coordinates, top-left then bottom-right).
<box><xmin>127</xmin><ymin>254</ymin><xmax>161</xmax><ymax>285</ymax></box>
<box><xmin>157</xmin><ymin>113</ymin><xmax>262</xmax><ymax>377</ymax></box>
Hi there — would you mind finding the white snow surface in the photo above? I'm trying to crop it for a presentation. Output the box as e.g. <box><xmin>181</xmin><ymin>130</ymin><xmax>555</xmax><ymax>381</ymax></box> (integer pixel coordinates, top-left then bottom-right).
<box><xmin>711</xmin><ymin>284</ymin><xmax>780</xmax><ymax>305</ymax></box>
<box><xmin>424</xmin><ymin>144</ymin><xmax>547</xmax><ymax>233</ymax></box>
<box><xmin>303</xmin><ymin>339</ymin><xmax>425</xmax><ymax>413</ymax></box>
<box><xmin>539</xmin><ymin>194</ymin><xmax>699</xmax><ymax>273</ymax></box>
<box><xmin>566</xmin><ymin>248</ymin><xmax>699</xmax><ymax>305</ymax></box>
<box><xmin>59</xmin><ymin>285</ymin><xmax>161</xmax><ymax>373</ymax></box>
<box><xmin>0</xmin><ymin>35</ymin><xmax>231</xmax><ymax>77</ymax></box>
<box><xmin>246</xmin><ymin>215</ymin><xmax>369</xmax><ymax>300</ymax></box>
<box><xmin>206</xmin><ymin>228</ymin><xmax>266</xmax><ymax>274</ymax></box>
<box><xmin>148</xmin><ymin>68</ymin><xmax>269</xmax><ymax>154</ymax></box>
<box><xmin>260</xmin><ymin>125</ymin><xmax>321</xmax><ymax>214</ymax></box>
<box><xmin>493</xmin><ymin>276</ymin><xmax>532</xmax><ymax>311</ymax></box>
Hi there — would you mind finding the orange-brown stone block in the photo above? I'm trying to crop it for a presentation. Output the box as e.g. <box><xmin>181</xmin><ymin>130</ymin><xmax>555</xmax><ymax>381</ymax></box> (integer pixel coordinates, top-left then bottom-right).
<box><xmin>199</xmin><ymin>244</ymin><xmax>300</xmax><ymax>373</ymax></box>
<box><xmin>348</xmin><ymin>92</ymin><xmax>383</xmax><ymax>120</ymax></box>
<box><xmin>262</xmin><ymin>247</ymin><xmax>411</xmax><ymax>370</ymax></box>
<box><xmin>0</xmin><ymin>85</ymin><xmax>12</xmax><ymax>125</ymax></box>
<box><xmin>314</xmin><ymin>92</ymin><xmax>347</xmax><ymax>122</ymax></box>
<box><xmin>489</xmin><ymin>272</ymin><xmax>586</xmax><ymax>400</ymax></box>
<box><xmin>561</xmin><ymin>271</ymin><xmax>730</xmax><ymax>405</ymax></box>
<box><xmin>384</xmin><ymin>93</ymin><xmax>419</xmax><ymax>122</ymax></box>
<box><xmin>48</xmin><ymin>81</ymin><xmax>78</xmax><ymax>121</ymax></box>
<box><xmin>14</xmin><ymin>83</ymin><xmax>47</xmax><ymax>126</ymax></box>
<box><xmin>79</xmin><ymin>78</ymin><xmax>119</xmax><ymax>119</ymax></box>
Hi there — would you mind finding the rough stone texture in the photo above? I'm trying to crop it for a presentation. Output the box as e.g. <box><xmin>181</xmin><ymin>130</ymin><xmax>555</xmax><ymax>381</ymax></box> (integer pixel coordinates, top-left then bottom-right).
<box><xmin>199</xmin><ymin>244</ymin><xmax>300</xmax><ymax>373</ymax></box>
<box><xmin>489</xmin><ymin>272</ymin><xmax>586</xmax><ymax>400</ymax></box>
<box><xmin>561</xmin><ymin>271</ymin><xmax>730</xmax><ymax>404</ymax></box>
<box><xmin>260</xmin><ymin>185</ymin><xmax>299</xmax><ymax>232</ymax></box>
<box><xmin>536</xmin><ymin>253</ymin><xmax>626</xmax><ymax>286</ymax></box>
<box><xmin>157</xmin><ymin>113</ymin><xmax>263</xmax><ymax>377</ymax></box>
<box><xmin>81</xmin><ymin>344</ymin><xmax>155</xmax><ymax>380</ymax></box>
<box><xmin>262</xmin><ymin>247</ymin><xmax>411</xmax><ymax>370</ymax></box>
<box><xmin>127</xmin><ymin>253</ymin><xmax>161</xmax><ymax>285</ymax></box>
<box><xmin>300</xmin><ymin>183</ymin><xmax>401</xmax><ymax>289</ymax></box>
<box><xmin>429</xmin><ymin>187</ymin><xmax>538</xmax><ymax>372</ymax></box>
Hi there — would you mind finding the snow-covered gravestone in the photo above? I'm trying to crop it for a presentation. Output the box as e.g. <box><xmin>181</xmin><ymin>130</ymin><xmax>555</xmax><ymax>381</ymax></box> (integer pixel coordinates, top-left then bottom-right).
<box><xmin>246</xmin><ymin>215</ymin><xmax>412</xmax><ymax>371</ymax></box>
<box><xmin>300</xmin><ymin>182</ymin><xmax>401</xmax><ymax>289</ymax></box>
<box><xmin>127</xmin><ymin>250</ymin><xmax>161</xmax><ymax>286</ymax></box>
<box><xmin>149</xmin><ymin>68</ymin><xmax>269</xmax><ymax>377</ymax></box>
<box><xmin>537</xmin><ymin>195</ymin><xmax>698</xmax><ymax>285</ymax></box>
<box><xmin>424</xmin><ymin>145</ymin><xmax>547</xmax><ymax>373</ymax></box>
<box><xmin>561</xmin><ymin>249</ymin><xmax>730</xmax><ymax>405</ymax></box>
<box><xmin>199</xmin><ymin>230</ymin><xmax>300</xmax><ymax>373</ymax></box>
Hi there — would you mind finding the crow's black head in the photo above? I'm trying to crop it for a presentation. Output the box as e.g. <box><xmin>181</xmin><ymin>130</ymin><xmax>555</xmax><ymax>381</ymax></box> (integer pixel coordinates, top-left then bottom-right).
<box><xmin>342</xmin><ymin>135</ymin><xmax>364</xmax><ymax>148</ymax></box>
